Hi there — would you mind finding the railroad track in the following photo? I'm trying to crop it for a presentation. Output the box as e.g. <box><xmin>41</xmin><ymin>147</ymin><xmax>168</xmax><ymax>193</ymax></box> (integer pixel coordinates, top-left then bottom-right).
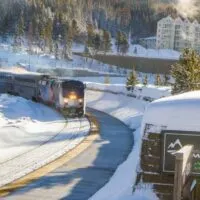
<box><xmin>0</xmin><ymin>115</ymin><xmax>91</xmax><ymax>195</ymax></box>
<box><xmin>1</xmin><ymin>108</ymin><xmax>133</xmax><ymax>200</ymax></box>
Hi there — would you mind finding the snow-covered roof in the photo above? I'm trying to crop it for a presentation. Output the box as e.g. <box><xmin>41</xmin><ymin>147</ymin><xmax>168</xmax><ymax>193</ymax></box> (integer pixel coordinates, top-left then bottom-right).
<box><xmin>158</xmin><ymin>16</ymin><xmax>174</xmax><ymax>24</ymax></box>
<box><xmin>193</xmin><ymin>20</ymin><xmax>198</xmax><ymax>25</ymax></box>
<box><xmin>142</xmin><ymin>91</ymin><xmax>200</xmax><ymax>132</ymax></box>
<box><xmin>140</xmin><ymin>36</ymin><xmax>156</xmax><ymax>40</ymax></box>
<box><xmin>175</xmin><ymin>17</ymin><xmax>183</xmax><ymax>24</ymax></box>
<box><xmin>0</xmin><ymin>68</ymin><xmax>41</xmax><ymax>75</ymax></box>
<box><xmin>184</xmin><ymin>18</ymin><xmax>191</xmax><ymax>24</ymax></box>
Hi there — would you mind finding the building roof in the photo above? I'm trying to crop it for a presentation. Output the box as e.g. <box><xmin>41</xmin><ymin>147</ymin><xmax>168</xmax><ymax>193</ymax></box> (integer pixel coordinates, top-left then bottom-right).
<box><xmin>175</xmin><ymin>17</ymin><xmax>183</xmax><ymax>24</ymax></box>
<box><xmin>140</xmin><ymin>36</ymin><xmax>156</xmax><ymax>40</ymax></box>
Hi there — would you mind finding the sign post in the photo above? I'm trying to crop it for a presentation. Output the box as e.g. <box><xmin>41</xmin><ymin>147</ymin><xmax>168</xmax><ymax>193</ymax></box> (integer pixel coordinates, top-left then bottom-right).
<box><xmin>173</xmin><ymin>145</ymin><xmax>193</xmax><ymax>200</ymax></box>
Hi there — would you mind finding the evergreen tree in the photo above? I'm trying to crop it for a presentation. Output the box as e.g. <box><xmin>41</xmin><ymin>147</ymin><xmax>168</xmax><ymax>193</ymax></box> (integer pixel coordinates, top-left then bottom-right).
<box><xmin>39</xmin><ymin>19</ymin><xmax>46</xmax><ymax>51</ymax></box>
<box><xmin>126</xmin><ymin>67</ymin><xmax>138</xmax><ymax>91</ymax></box>
<box><xmin>116</xmin><ymin>31</ymin><xmax>129</xmax><ymax>54</ymax></box>
<box><xmin>155</xmin><ymin>74</ymin><xmax>162</xmax><ymax>86</ymax></box>
<box><xmin>54</xmin><ymin>41</ymin><xmax>59</xmax><ymax>60</ymax></box>
<box><xmin>15</xmin><ymin>12</ymin><xmax>25</xmax><ymax>46</ymax></box>
<box><xmin>61</xmin><ymin>20</ymin><xmax>70</xmax><ymax>59</ymax></box>
<box><xmin>143</xmin><ymin>74</ymin><xmax>148</xmax><ymax>86</ymax></box>
<box><xmin>171</xmin><ymin>48</ymin><xmax>200</xmax><ymax>94</ymax></box>
<box><xmin>87</xmin><ymin>24</ymin><xmax>95</xmax><ymax>48</ymax></box>
<box><xmin>120</xmin><ymin>37</ymin><xmax>129</xmax><ymax>55</ymax></box>
<box><xmin>93</xmin><ymin>33</ymin><xmax>101</xmax><ymax>54</ymax></box>
<box><xmin>134</xmin><ymin>47</ymin><xmax>137</xmax><ymax>54</ymax></box>
<box><xmin>164</xmin><ymin>74</ymin><xmax>170</xmax><ymax>86</ymax></box>
<box><xmin>27</xmin><ymin>22</ymin><xmax>33</xmax><ymax>53</ymax></box>
<box><xmin>45</xmin><ymin>18</ymin><xmax>53</xmax><ymax>53</ymax></box>
<box><xmin>116</xmin><ymin>31</ymin><xmax>123</xmax><ymax>53</ymax></box>
<box><xmin>71</xmin><ymin>19</ymin><xmax>80</xmax><ymax>42</ymax></box>
<box><xmin>102</xmin><ymin>30</ymin><xmax>112</xmax><ymax>54</ymax></box>
<box><xmin>104</xmin><ymin>75</ymin><xmax>110</xmax><ymax>84</ymax></box>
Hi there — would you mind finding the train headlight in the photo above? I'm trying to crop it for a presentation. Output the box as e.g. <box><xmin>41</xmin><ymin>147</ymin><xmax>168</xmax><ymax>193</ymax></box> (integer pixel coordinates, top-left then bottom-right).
<box><xmin>64</xmin><ymin>98</ymin><xmax>68</xmax><ymax>103</ymax></box>
<box><xmin>78</xmin><ymin>99</ymin><xmax>83</xmax><ymax>103</ymax></box>
<box><xmin>69</xmin><ymin>94</ymin><xmax>77</xmax><ymax>100</ymax></box>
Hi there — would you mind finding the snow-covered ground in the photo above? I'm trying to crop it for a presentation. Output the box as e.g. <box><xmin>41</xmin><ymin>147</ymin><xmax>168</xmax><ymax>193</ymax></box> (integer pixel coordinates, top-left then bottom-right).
<box><xmin>0</xmin><ymin>43</ymin><xmax>126</xmax><ymax>76</ymax></box>
<box><xmin>0</xmin><ymin>40</ymin><xmax>176</xmax><ymax>199</ymax></box>
<box><xmin>0</xmin><ymin>94</ymin><xmax>64</xmax><ymax>163</ymax></box>
<box><xmin>86</xmin><ymin>82</ymin><xmax>171</xmax><ymax>102</ymax></box>
<box><xmin>74</xmin><ymin>71</ymin><xmax>172</xmax><ymax>85</ymax></box>
<box><xmin>127</xmin><ymin>44</ymin><xmax>180</xmax><ymax>60</ymax></box>
<box><xmin>86</xmin><ymin>85</ymin><xmax>200</xmax><ymax>200</ymax></box>
<box><xmin>86</xmin><ymin>88</ymin><xmax>159</xmax><ymax>200</ymax></box>
<box><xmin>109</xmin><ymin>40</ymin><xmax>180</xmax><ymax>60</ymax></box>
<box><xmin>0</xmin><ymin>94</ymin><xmax>90</xmax><ymax>187</ymax></box>
<box><xmin>74</xmin><ymin>39</ymin><xmax>181</xmax><ymax>60</ymax></box>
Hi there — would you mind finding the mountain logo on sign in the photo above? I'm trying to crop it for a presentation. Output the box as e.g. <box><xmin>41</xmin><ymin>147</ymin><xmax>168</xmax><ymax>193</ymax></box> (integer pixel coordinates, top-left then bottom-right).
<box><xmin>193</xmin><ymin>154</ymin><xmax>200</xmax><ymax>159</ymax></box>
<box><xmin>167</xmin><ymin>139</ymin><xmax>183</xmax><ymax>155</ymax></box>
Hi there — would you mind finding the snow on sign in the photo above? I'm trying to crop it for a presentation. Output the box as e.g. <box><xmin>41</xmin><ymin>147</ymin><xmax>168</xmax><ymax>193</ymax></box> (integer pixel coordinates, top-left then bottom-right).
<box><xmin>163</xmin><ymin>131</ymin><xmax>200</xmax><ymax>174</ymax></box>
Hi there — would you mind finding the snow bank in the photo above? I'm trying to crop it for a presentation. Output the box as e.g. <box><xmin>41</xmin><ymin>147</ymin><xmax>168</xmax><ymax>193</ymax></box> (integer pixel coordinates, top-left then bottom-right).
<box><xmin>86</xmin><ymin>82</ymin><xmax>171</xmax><ymax>102</ymax></box>
<box><xmin>142</xmin><ymin>90</ymin><xmax>200</xmax><ymax>132</ymax></box>
<box><xmin>0</xmin><ymin>94</ymin><xmax>64</xmax><ymax>163</ymax></box>
<box><xmin>86</xmin><ymin>90</ymin><xmax>156</xmax><ymax>200</ymax></box>
<box><xmin>0</xmin><ymin>94</ymin><xmax>90</xmax><ymax>187</ymax></box>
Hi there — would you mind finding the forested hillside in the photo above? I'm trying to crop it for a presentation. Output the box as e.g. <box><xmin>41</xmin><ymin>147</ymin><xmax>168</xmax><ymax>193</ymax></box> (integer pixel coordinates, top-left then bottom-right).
<box><xmin>0</xmin><ymin>0</ymin><xmax>179</xmax><ymax>37</ymax></box>
<box><xmin>0</xmin><ymin>0</ymin><xmax>199</xmax><ymax>58</ymax></box>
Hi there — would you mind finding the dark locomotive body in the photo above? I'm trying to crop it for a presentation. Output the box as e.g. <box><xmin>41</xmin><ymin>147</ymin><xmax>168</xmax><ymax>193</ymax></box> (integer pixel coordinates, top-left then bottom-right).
<box><xmin>0</xmin><ymin>70</ymin><xmax>85</xmax><ymax>118</ymax></box>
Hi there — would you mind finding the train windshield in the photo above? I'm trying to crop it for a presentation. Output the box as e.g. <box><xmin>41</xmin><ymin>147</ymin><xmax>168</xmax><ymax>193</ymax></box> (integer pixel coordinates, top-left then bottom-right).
<box><xmin>62</xmin><ymin>81</ymin><xmax>84</xmax><ymax>98</ymax></box>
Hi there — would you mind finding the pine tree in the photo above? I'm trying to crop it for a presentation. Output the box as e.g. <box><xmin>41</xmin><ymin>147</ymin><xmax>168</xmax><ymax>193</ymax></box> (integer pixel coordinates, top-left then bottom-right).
<box><xmin>164</xmin><ymin>74</ymin><xmax>170</xmax><ymax>86</ymax></box>
<box><xmin>39</xmin><ymin>20</ymin><xmax>46</xmax><ymax>51</ymax></box>
<box><xmin>116</xmin><ymin>31</ymin><xmax>123</xmax><ymax>53</ymax></box>
<box><xmin>116</xmin><ymin>31</ymin><xmax>129</xmax><ymax>54</ymax></box>
<box><xmin>87</xmin><ymin>24</ymin><xmax>95</xmax><ymax>48</ymax></box>
<box><xmin>15</xmin><ymin>12</ymin><xmax>25</xmax><ymax>46</ymax></box>
<box><xmin>120</xmin><ymin>37</ymin><xmax>129</xmax><ymax>55</ymax></box>
<box><xmin>155</xmin><ymin>74</ymin><xmax>162</xmax><ymax>86</ymax></box>
<box><xmin>143</xmin><ymin>74</ymin><xmax>148</xmax><ymax>86</ymax></box>
<box><xmin>93</xmin><ymin>33</ymin><xmax>101</xmax><ymax>54</ymax></box>
<box><xmin>103</xmin><ymin>30</ymin><xmax>112</xmax><ymax>54</ymax></box>
<box><xmin>71</xmin><ymin>19</ymin><xmax>80</xmax><ymax>41</ymax></box>
<box><xmin>61</xmin><ymin>20</ymin><xmax>70</xmax><ymax>59</ymax></box>
<box><xmin>45</xmin><ymin>18</ymin><xmax>53</xmax><ymax>53</ymax></box>
<box><xmin>171</xmin><ymin>48</ymin><xmax>200</xmax><ymax>94</ymax></box>
<box><xmin>17</xmin><ymin>13</ymin><xmax>25</xmax><ymax>37</ymax></box>
<box><xmin>27</xmin><ymin>22</ymin><xmax>33</xmax><ymax>53</ymax></box>
<box><xmin>126</xmin><ymin>67</ymin><xmax>138</xmax><ymax>91</ymax></box>
<box><xmin>104</xmin><ymin>75</ymin><xmax>110</xmax><ymax>84</ymax></box>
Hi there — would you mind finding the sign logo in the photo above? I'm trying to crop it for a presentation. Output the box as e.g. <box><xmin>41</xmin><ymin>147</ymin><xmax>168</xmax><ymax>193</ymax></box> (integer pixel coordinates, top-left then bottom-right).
<box><xmin>163</xmin><ymin>132</ymin><xmax>200</xmax><ymax>174</ymax></box>
<box><xmin>193</xmin><ymin>154</ymin><xmax>200</xmax><ymax>159</ymax></box>
<box><xmin>167</xmin><ymin>139</ymin><xmax>183</xmax><ymax>155</ymax></box>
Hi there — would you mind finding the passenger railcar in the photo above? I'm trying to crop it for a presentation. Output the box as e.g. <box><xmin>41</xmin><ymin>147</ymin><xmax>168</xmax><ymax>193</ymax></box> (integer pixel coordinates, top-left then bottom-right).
<box><xmin>0</xmin><ymin>70</ymin><xmax>85</xmax><ymax>118</ymax></box>
<box><xmin>61</xmin><ymin>80</ymin><xmax>85</xmax><ymax>117</ymax></box>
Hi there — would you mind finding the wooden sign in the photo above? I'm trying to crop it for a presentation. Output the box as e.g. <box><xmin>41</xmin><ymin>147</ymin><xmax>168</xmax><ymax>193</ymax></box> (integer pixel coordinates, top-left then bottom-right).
<box><xmin>162</xmin><ymin>131</ymin><xmax>200</xmax><ymax>174</ymax></box>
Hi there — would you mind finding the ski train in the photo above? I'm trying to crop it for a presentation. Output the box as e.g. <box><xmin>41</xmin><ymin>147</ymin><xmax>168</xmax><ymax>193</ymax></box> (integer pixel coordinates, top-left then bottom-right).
<box><xmin>0</xmin><ymin>70</ymin><xmax>85</xmax><ymax>117</ymax></box>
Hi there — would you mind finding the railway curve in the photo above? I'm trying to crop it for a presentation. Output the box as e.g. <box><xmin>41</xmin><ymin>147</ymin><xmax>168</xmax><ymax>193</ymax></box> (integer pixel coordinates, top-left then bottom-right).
<box><xmin>3</xmin><ymin>108</ymin><xmax>133</xmax><ymax>200</ymax></box>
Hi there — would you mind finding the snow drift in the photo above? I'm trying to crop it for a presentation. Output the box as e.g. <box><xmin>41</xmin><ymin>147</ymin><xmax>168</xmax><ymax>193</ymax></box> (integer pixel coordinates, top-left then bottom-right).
<box><xmin>142</xmin><ymin>90</ymin><xmax>200</xmax><ymax>132</ymax></box>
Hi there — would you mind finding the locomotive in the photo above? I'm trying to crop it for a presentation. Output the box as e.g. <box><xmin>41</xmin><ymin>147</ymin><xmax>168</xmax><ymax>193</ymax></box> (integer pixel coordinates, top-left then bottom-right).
<box><xmin>0</xmin><ymin>70</ymin><xmax>85</xmax><ymax>117</ymax></box>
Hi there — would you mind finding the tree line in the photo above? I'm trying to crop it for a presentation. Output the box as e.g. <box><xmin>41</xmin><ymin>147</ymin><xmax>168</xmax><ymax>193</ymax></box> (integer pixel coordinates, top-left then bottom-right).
<box><xmin>1</xmin><ymin>0</ymin><xmax>194</xmax><ymax>45</ymax></box>
<box><xmin>126</xmin><ymin>49</ymin><xmax>200</xmax><ymax>95</ymax></box>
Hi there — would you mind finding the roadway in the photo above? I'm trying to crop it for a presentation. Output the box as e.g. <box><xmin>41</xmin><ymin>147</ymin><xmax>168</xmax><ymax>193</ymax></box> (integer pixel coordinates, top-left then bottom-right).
<box><xmin>74</xmin><ymin>52</ymin><xmax>177</xmax><ymax>74</ymax></box>
<box><xmin>3</xmin><ymin>108</ymin><xmax>133</xmax><ymax>200</ymax></box>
